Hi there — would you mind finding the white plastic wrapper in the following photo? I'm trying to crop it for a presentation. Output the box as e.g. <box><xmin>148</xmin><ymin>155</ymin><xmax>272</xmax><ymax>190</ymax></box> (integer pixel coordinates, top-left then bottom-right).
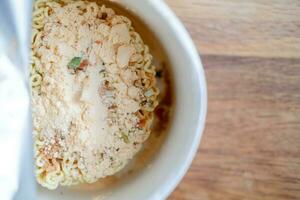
<box><xmin>0</xmin><ymin>0</ymin><xmax>35</xmax><ymax>199</ymax></box>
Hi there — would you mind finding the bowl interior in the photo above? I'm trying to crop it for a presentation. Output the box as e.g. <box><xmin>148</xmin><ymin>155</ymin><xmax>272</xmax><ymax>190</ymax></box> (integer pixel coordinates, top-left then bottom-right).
<box><xmin>37</xmin><ymin>1</ymin><xmax>207</xmax><ymax>200</ymax></box>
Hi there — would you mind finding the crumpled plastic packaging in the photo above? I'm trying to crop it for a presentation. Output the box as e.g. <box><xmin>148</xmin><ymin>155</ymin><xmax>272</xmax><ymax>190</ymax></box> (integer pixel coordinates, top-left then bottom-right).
<box><xmin>0</xmin><ymin>0</ymin><xmax>35</xmax><ymax>199</ymax></box>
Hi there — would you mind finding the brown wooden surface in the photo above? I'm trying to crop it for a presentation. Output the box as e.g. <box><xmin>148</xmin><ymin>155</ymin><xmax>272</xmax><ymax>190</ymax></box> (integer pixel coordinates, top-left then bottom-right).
<box><xmin>165</xmin><ymin>1</ymin><xmax>300</xmax><ymax>200</ymax></box>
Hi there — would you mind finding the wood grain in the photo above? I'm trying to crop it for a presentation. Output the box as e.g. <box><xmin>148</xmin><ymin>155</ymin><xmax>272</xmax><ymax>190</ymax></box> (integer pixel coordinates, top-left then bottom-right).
<box><xmin>165</xmin><ymin>1</ymin><xmax>300</xmax><ymax>199</ymax></box>
<box><xmin>166</xmin><ymin>0</ymin><xmax>300</xmax><ymax>58</ymax></box>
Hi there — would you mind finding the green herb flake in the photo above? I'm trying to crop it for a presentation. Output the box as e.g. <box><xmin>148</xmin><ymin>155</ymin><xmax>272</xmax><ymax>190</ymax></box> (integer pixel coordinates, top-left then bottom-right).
<box><xmin>68</xmin><ymin>57</ymin><xmax>82</xmax><ymax>70</ymax></box>
<box><xmin>144</xmin><ymin>89</ymin><xmax>154</xmax><ymax>97</ymax></box>
<box><xmin>121</xmin><ymin>133</ymin><xmax>130</xmax><ymax>144</ymax></box>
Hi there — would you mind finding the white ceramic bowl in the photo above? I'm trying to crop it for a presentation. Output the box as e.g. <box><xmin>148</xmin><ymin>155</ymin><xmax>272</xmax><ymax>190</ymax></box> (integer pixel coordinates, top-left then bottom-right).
<box><xmin>38</xmin><ymin>0</ymin><xmax>207</xmax><ymax>199</ymax></box>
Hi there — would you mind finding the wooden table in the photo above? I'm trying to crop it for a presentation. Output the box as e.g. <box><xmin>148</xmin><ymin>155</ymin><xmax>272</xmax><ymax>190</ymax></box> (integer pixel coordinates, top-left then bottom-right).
<box><xmin>165</xmin><ymin>1</ymin><xmax>300</xmax><ymax>199</ymax></box>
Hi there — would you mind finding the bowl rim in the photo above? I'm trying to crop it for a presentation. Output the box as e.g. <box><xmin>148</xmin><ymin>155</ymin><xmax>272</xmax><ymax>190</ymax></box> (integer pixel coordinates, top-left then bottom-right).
<box><xmin>145</xmin><ymin>1</ymin><xmax>208</xmax><ymax>199</ymax></box>
<box><xmin>34</xmin><ymin>0</ymin><xmax>208</xmax><ymax>199</ymax></box>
